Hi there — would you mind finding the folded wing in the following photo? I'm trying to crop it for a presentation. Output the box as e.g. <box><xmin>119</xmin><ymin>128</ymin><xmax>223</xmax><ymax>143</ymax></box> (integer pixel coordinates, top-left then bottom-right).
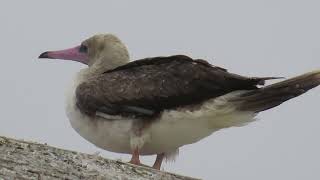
<box><xmin>75</xmin><ymin>55</ymin><xmax>276</xmax><ymax>118</ymax></box>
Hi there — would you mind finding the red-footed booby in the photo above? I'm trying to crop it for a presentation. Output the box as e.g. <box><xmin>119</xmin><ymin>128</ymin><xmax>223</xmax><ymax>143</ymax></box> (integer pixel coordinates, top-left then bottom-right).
<box><xmin>39</xmin><ymin>34</ymin><xmax>320</xmax><ymax>170</ymax></box>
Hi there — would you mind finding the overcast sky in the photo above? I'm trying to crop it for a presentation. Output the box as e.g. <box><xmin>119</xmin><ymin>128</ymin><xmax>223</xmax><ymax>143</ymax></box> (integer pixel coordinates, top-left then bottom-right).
<box><xmin>1</xmin><ymin>0</ymin><xmax>320</xmax><ymax>179</ymax></box>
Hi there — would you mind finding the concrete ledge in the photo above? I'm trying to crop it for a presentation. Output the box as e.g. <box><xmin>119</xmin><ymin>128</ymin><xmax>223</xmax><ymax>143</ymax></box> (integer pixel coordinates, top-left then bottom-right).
<box><xmin>0</xmin><ymin>136</ymin><xmax>199</xmax><ymax>180</ymax></box>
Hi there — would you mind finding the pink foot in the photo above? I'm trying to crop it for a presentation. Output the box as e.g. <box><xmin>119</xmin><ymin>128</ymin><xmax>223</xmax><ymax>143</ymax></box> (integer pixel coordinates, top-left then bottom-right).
<box><xmin>129</xmin><ymin>148</ymin><xmax>141</xmax><ymax>165</ymax></box>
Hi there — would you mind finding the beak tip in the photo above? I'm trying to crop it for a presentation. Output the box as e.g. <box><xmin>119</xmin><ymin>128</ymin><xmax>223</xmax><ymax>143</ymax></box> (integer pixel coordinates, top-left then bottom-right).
<box><xmin>38</xmin><ymin>52</ymin><xmax>49</xmax><ymax>59</ymax></box>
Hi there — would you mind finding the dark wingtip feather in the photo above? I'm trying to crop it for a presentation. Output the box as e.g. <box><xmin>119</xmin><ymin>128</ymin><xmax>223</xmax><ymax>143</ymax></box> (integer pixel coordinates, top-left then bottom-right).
<box><xmin>236</xmin><ymin>70</ymin><xmax>320</xmax><ymax>112</ymax></box>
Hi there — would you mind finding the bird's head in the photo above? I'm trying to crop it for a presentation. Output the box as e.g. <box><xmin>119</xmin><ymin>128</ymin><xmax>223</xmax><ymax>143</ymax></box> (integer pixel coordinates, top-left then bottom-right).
<box><xmin>39</xmin><ymin>34</ymin><xmax>130</xmax><ymax>69</ymax></box>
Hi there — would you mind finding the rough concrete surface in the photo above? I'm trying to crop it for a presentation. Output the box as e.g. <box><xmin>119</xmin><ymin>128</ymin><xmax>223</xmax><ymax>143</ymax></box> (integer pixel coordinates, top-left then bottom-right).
<box><xmin>0</xmin><ymin>136</ymin><xmax>199</xmax><ymax>180</ymax></box>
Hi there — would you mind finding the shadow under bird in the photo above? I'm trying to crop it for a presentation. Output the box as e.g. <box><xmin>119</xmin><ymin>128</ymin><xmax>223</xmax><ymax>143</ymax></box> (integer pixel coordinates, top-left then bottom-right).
<box><xmin>39</xmin><ymin>34</ymin><xmax>320</xmax><ymax>170</ymax></box>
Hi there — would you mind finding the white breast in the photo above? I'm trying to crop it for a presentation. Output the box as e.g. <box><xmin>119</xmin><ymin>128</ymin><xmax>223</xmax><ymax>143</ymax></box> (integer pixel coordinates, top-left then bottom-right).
<box><xmin>65</xmin><ymin>72</ymin><xmax>134</xmax><ymax>154</ymax></box>
<box><xmin>65</xmin><ymin>72</ymin><xmax>257</xmax><ymax>156</ymax></box>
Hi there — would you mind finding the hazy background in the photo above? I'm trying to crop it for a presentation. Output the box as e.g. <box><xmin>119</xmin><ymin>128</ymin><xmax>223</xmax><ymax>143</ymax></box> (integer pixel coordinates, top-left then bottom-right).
<box><xmin>1</xmin><ymin>0</ymin><xmax>320</xmax><ymax>179</ymax></box>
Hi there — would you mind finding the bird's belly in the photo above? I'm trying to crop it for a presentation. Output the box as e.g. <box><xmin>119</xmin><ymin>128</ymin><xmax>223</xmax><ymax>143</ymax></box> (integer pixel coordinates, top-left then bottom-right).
<box><xmin>66</xmin><ymin>105</ymin><xmax>198</xmax><ymax>155</ymax></box>
<box><xmin>143</xmin><ymin>116</ymin><xmax>214</xmax><ymax>154</ymax></box>
<box><xmin>66</xmin><ymin>104</ymin><xmax>133</xmax><ymax>154</ymax></box>
<box><xmin>66</xmin><ymin>105</ymin><xmax>214</xmax><ymax>155</ymax></box>
<box><xmin>144</xmin><ymin>104</ymin><xmax>257</xmax><ymax>154</ymax></box>
<box><xmin>66</xmin><ymin>103</ymin><xmax>256</xmax><ymax>155</ymax></box>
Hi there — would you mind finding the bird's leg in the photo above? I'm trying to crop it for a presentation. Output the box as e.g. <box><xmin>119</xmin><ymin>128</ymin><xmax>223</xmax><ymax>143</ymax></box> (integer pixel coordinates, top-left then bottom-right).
<box><xmin>129</xmin><ymin>120</ymin><xmax>151</xmax><ymax>167</ymax></box>
<box><xmin>152</xmin><ymin>153</ymin><xmax>165</xmax><ymax>170</ymax></box>
<box><xmin>129</xmin><ymin>148</ymin><xmax>141</xmax><ymax>165</ymax></box>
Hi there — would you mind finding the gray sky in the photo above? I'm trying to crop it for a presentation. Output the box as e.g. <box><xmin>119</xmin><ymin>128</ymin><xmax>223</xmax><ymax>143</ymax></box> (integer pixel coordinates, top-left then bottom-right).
<box><xmin>1</xmin><ymin>0</ymin><xmax>320</xmax><ymax>179</ymax></box>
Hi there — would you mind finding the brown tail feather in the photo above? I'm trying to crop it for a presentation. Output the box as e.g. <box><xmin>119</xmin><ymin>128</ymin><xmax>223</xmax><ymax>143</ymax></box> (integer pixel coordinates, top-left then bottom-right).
<box><xmin>236</xmin><ymin>70</ymin><xmax>320</xmax><ymax>112</ymax></box>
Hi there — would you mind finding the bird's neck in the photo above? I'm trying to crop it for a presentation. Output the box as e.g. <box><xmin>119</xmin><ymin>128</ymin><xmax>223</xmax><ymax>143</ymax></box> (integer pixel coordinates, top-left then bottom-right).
<box><xmin>78</xmin><ymin>56</ymin><xmax>129</xmax><ymax>82</ymax></box>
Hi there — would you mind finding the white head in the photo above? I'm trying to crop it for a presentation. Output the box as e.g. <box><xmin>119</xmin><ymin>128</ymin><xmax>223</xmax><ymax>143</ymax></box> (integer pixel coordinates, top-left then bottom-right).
<box><xmin>39</xmin><ymin>34</ymin><xmax>130</xmax><ymax>73</ymax></box>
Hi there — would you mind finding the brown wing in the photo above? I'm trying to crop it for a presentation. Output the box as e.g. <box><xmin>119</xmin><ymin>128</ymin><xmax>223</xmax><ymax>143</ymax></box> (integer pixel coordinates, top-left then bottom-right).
<box><xmin>76</xmin><ymin>55</ymin><xmax>275</xmax><ymax>118</ymax></box>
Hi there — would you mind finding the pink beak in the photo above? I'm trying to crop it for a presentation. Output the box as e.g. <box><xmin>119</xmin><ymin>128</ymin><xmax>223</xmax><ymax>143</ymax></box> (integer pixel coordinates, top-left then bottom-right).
<box><xmin>39</xmin><ymin>45</ymin><xmax>89</xmax><ymax>65</ymax></box>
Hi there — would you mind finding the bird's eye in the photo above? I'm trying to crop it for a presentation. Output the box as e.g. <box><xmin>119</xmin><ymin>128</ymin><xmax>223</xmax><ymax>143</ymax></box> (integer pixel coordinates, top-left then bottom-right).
<box><xmin>79</xmin><ymin>44</ymin><xmax>88</xmax><ymax>53</ymax></box>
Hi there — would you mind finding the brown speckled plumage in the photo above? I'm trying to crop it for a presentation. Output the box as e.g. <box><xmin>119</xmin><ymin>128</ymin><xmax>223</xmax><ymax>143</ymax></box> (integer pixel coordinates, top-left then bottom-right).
<box><xmin>75</xmin><ymin>55</ymin><xmax>278</xmax><ymax>118</ymax></box>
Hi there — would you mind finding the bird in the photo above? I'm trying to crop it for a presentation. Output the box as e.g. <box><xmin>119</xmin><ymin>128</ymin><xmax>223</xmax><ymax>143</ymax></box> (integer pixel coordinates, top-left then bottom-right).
<box><xmin>39</xmin><ymin>33</ymin><xmax>320</xmax><ymax>170</ymax></box>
